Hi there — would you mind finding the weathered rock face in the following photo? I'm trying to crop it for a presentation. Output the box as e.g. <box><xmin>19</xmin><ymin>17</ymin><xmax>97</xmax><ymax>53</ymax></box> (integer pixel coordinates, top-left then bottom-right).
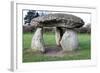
<box><xmin>55</xmin><ymin>27</ymin><xmax>61</xmax><ymax>46</ymax></box>
<box><xmin>60</xmin><ymin>29</ymin><xmax>79</xmax><ymax>51</ymax></box>
<box><xmin>31</xmin><ymin>28</ymin><xmax>45</xmax><ymax>52</ymax></box>
<box><xmin>31</xmin><ymin>13</ymin><xmax>84</xmax><ymax>28</ymax></box>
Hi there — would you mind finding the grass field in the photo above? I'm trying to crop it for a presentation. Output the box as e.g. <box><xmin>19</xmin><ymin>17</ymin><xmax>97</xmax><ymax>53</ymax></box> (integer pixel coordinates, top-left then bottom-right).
<box><xmin>23</xmin><ymin>32</ymin><xmax>91</xmax><ymax>62</ymax></box>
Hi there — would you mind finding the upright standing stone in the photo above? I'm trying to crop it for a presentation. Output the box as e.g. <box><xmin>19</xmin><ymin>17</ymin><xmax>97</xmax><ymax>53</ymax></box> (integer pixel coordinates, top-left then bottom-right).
<box><xmin>55</xmin><ymin>27</ymin><xmax>63</xmax><ymax>46</ymax></box>
<box><xmin>31</xmin><ymin>28</ymin><xmax>45</xmax><ymax>52</ymax></box>
<box><xmin>60</xmin><ymin>29</ymin><xmax>79</xmax><ymax>51</ymax></box>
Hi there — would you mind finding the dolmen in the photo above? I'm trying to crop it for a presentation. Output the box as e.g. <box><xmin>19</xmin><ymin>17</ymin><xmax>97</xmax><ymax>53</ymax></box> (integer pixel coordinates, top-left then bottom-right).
<box><xmin>30</xmin><ymin>13</ymin><xmax>84</xmax><ymax>52</ymax></box>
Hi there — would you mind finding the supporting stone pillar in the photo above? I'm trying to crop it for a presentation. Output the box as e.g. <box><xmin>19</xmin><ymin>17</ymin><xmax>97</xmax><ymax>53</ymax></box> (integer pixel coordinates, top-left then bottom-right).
<box><xmin>55</xmin><ymin>27</ymin><xmax>63</xmax><ymax>46</ymax></box>
<box><xmin>60</xmin><ymin>29</ymin><xmax>79</xmax><ymax>51</ymax></box>
<box><xmin>31</xmin><ymin>28</ymin><xmax>45</xmax><ymax>52</ymax></box>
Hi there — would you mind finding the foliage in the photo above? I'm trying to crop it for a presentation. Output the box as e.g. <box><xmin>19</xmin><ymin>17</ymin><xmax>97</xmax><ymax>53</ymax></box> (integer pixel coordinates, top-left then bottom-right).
<box><xmin>24</xmin><ymin>10</ymin><xmax>39</xmax><ymax>25</ymax></box>
<box><xmin>23</xmin><ymin>25</ymin><xmax>36</xmax><ymax>33</ymax></box>
<box><xmin>75</xmin><ymin>23</ymin><xmax>91</xmax><ymax>34</ymax></box>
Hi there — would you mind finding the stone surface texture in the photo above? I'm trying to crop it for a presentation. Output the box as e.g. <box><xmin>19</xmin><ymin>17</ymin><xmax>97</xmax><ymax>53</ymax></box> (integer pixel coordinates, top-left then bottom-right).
<box><xmin>31</xmin><ymin>28</ymin><xmax>44</xmax><ymax>52</ymax></box>
<box><xmin>60</xmin><ymin>29</ymin><xmax>79</xmax><ymax>51</ymax></box>
<box><xmin>31</xmin><ymin>13</ymin><xmax>84</xmax><ymax>28</ymax></box>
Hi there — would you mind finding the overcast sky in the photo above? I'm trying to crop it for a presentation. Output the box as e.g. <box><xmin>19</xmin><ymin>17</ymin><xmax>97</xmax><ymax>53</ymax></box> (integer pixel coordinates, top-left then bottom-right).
<box><xmin>23</xmin><ymin>10</ymin><xmax>91</xmax><ymax>26</ymax></box>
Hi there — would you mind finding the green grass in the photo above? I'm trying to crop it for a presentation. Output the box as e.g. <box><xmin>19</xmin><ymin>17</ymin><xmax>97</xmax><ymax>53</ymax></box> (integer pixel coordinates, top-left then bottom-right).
<box><xmin>23</xmin><ymin>32</ymin><xmax>91</xmax><ymax>62</ymax></box>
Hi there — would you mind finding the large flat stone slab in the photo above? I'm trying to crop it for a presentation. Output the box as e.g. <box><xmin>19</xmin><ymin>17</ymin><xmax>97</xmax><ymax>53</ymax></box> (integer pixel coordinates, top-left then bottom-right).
<box><xmin>31</xmin><ymin>13</ymin><xmax>84</xmax><ymax>28</ymax></box>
